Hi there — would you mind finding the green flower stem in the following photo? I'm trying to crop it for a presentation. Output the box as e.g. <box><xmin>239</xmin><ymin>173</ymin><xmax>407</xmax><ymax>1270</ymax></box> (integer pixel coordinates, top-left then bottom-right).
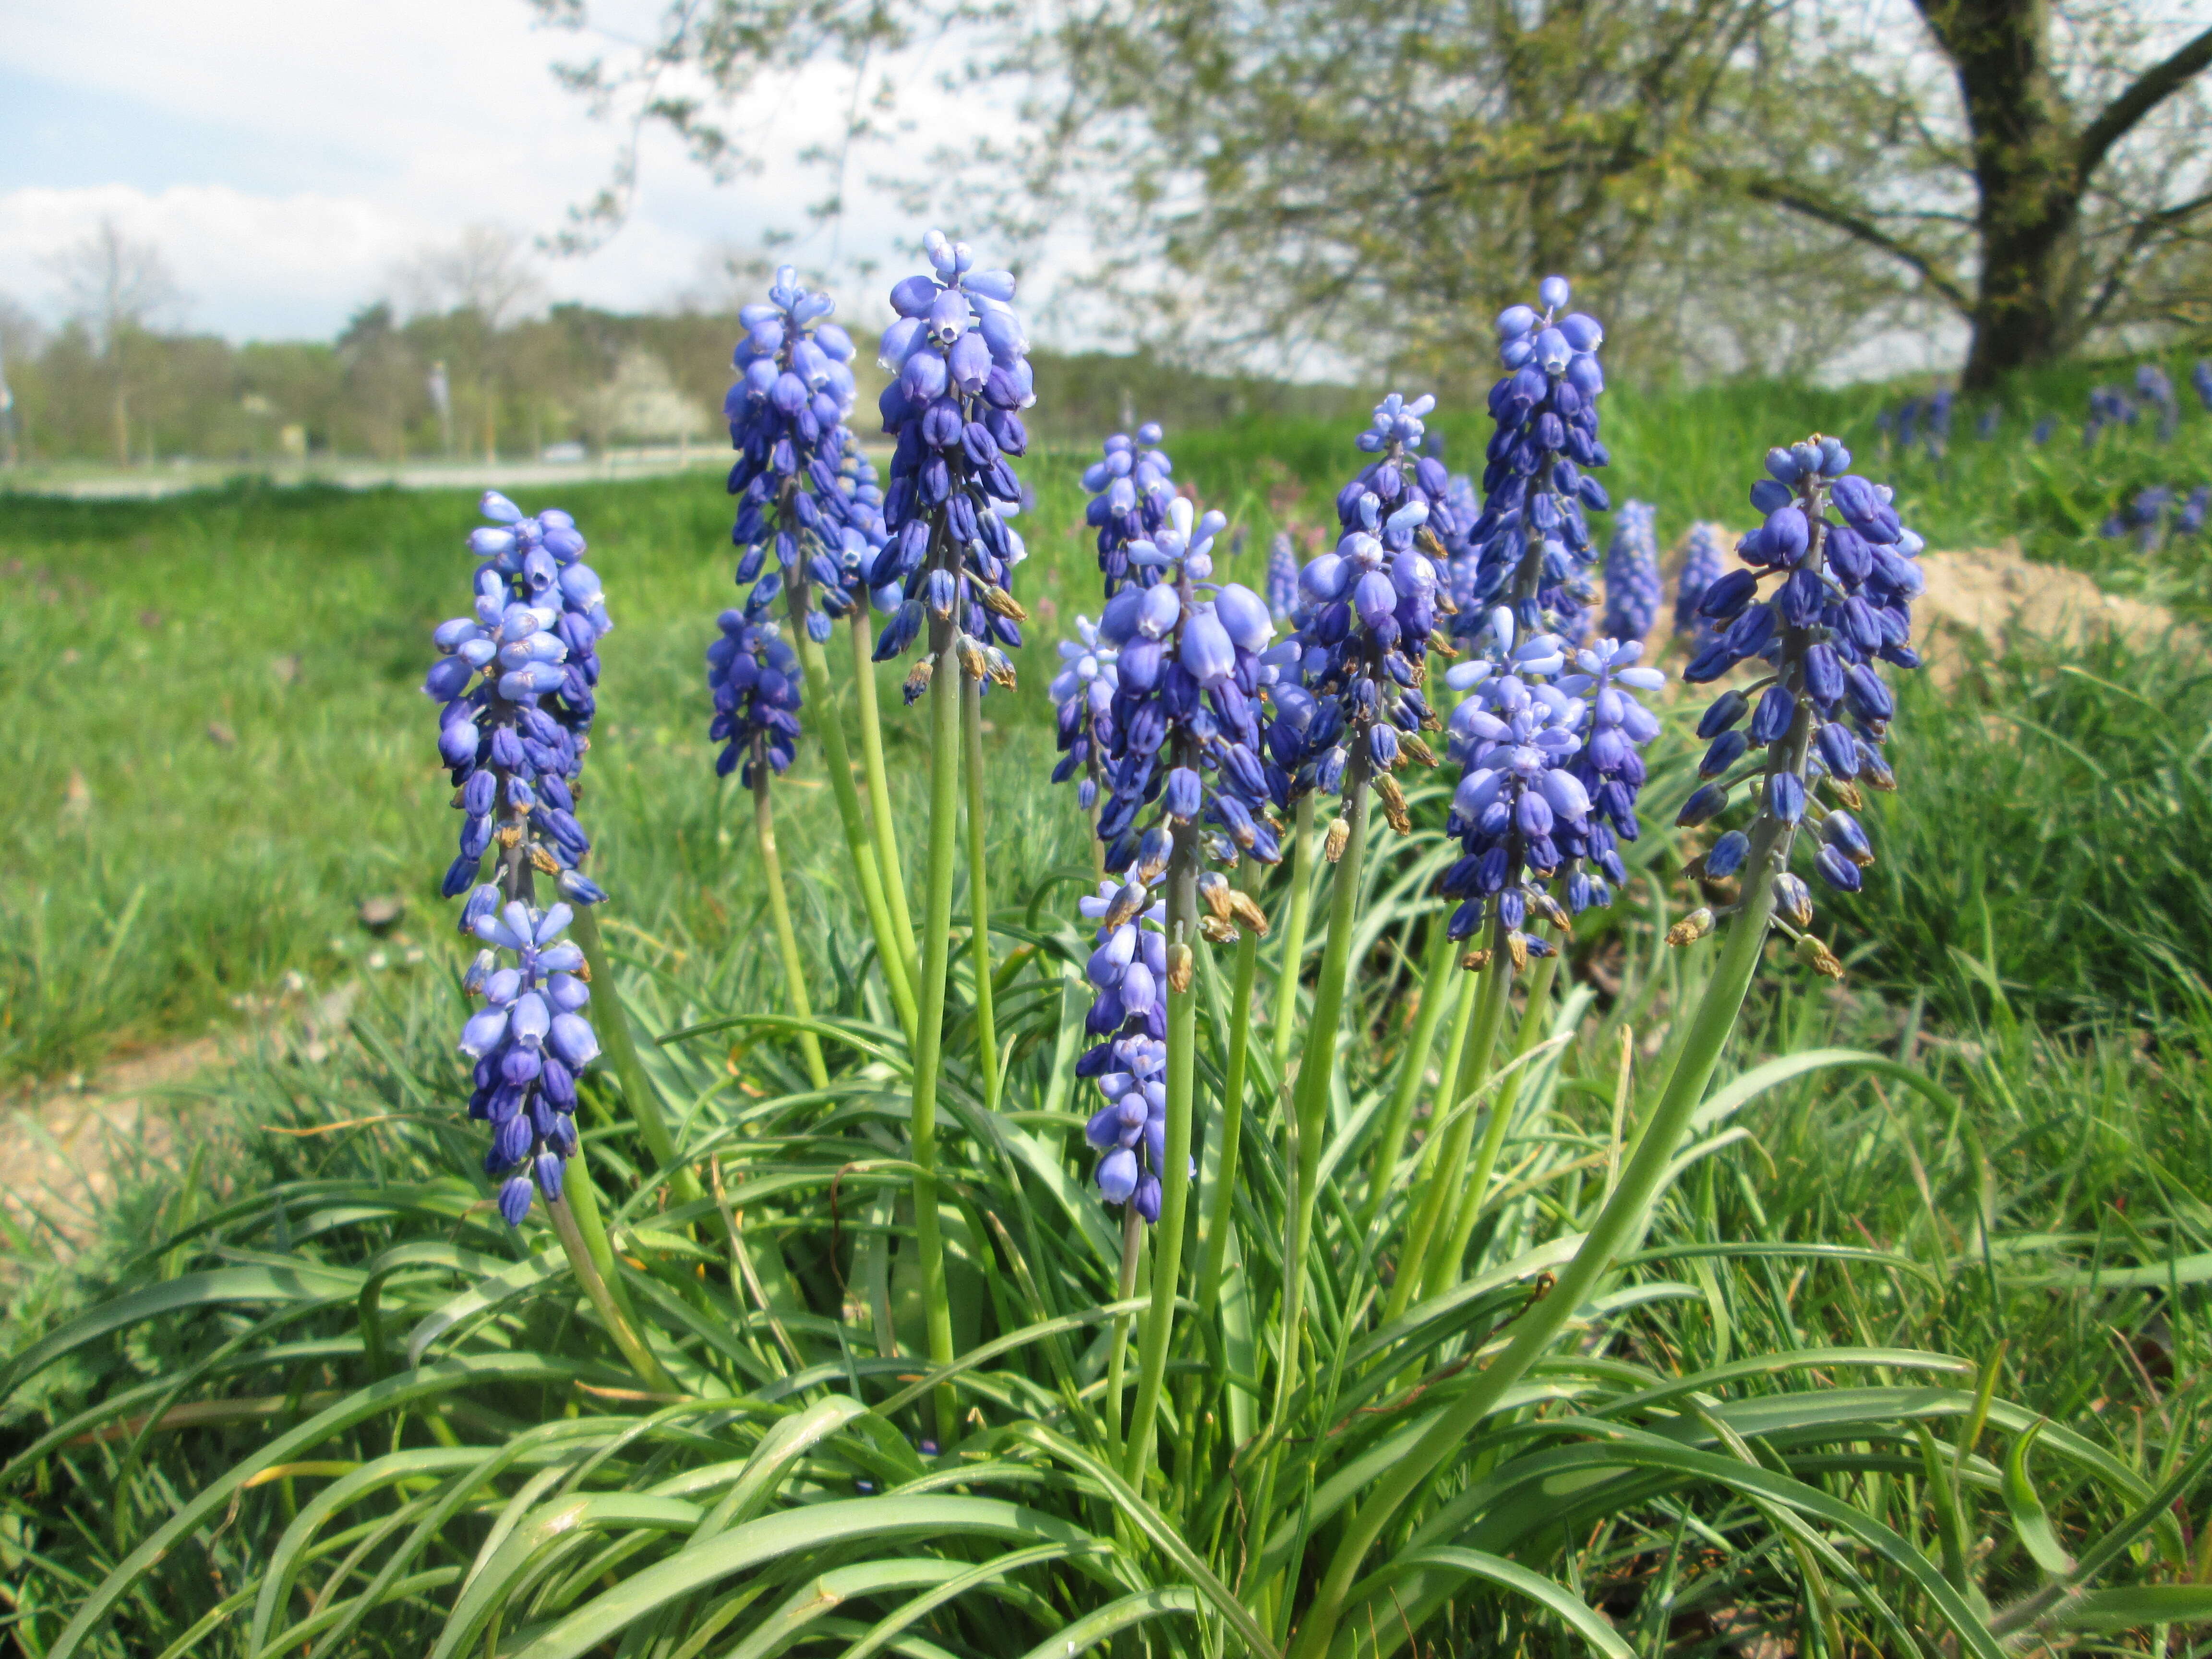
<box><xmin>908</xmin><ymin>633</ymin><xmax>965</xmax><ymax>1449</ymax></box>
<box><xmin>1123</xmin><ymin>819</ymin><xmax>1202</xmax><ymax>1482</ymax></box>
<box><xmin>1425</xmin><ymin>946</ymin><xmax>1560</xmax><ymax>1297</ymax></box>
<box><xmin>569</xmin><ymin>905</ymin><xmax>700</xmax><ymax>1210</ymax></box>
<box><xmin>794</xmin><ymin>628</ymin><xmax>917</xmax><ymax>1042</ymax></box>
<box><xmin>1277</xmin><ymin>771</ymin><xmax>1370</xmax><ymax>1441</ymax></box>
<box><xmin>753</xmin><ymin>758</ymin><xmax>830</xmax><ymax>1092</ymax></box>
<box><xmin>1194</xmin><ymin>861</ymin><xmax>1262</xmax><ymax>1322</ymax></box>
<box><xmin>1288</xmin><ymin>838</ymin><xmax>1784</xmax><ymax>1659</ymax></box>
<box><xmin>1104</xmin><ymin>1203</ymin><xmax>1144</xmax><ymax>1460</ymax></box>
<box><xmin>1358</xmin><ymin>918</ymin><xmax>1457</xmax><ymax>1236</ymax></box>
<box><xmin>959</xmin><ymin>673</ymin><xmax>1001</xmax><ymax>1110</ymax></box>
<box><xmin>547</xmin><ymin>1187</ymin><xmax>677</xmax><ymax>1395</ymax></box>
<box><xmin>1382</xmin><ymin>950</ymin><xmax>1509</xmax><ymax>1326</ymax></box>
<box><xmin>850</xmin><ymin>610</ymin><xmax>918</xmax><ymax>978</ymax></box>
<box><xmin>1270</xmin><ymin>793</ymin><xmax>1320</xmax><ymax>1074</ymax></box>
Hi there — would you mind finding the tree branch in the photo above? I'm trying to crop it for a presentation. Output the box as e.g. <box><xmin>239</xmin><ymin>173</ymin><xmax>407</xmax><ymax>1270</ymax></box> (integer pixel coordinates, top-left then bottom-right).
<box><xmin>2078</xmin><ymin>24</ymin><xmax>2212</xmax><ymax>182</ymax></box>
<box><xmin>1704</xmin><ymin>168</ymin><xmax>1972</xmax><ymax>314</ymax></box>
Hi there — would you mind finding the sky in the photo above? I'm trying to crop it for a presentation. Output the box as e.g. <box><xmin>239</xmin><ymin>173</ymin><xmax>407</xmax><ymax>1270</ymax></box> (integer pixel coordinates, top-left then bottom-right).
<box><xmin>0</xmin><ymin>0</ymin><xmax>932</xmax><ymax>343</ymax></box>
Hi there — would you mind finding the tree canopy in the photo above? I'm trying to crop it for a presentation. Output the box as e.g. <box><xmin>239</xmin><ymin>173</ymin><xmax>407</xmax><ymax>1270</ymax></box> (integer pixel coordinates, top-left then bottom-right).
<box><xmin>534</xmin><ymin>0</ymin><xmax>2212</xmax><ymax>384</ymax></box>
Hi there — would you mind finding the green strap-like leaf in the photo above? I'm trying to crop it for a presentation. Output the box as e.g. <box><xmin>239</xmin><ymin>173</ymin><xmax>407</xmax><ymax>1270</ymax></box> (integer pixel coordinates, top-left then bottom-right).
<box><xmin>1014</xmin><ymin>1586</ymin><xmax>1200</xmax><ymax>1659</ymax></box>
<box><xmin>404</xmin><ymin>1247</ymin><xmax>568</xmax><ymax>1366</ymax></box>
<box><xmin>1012</xmin><ymin>1424</ymin><xmax>1277</xmax><ymax>1659</ymax></box>
<box><xmin>46</xmin><ymin>1354</ymin><xmax>589</xmax><ymax>1659</ymax></box>
<box><xmin>250</xmin><ymin>1446</ymin><xmax>490</xmax><ymax>1654</ymax></box>
<box><xmin>0</xmin><ymin>1264</ymin><xmax>365</xmax><ymax>1395</ymax></box>
<box><xmin>1342</xmin><ymin>1548</ymin><xmax>1633</xmax><ymax>1659</ymax></box>
<box><xmin>721</xmin><ymin>1561</ymin><xmax>973</xmax><ymax>1659</ymax></box>
<box><xmin>509</xmin><ymin>1495</ymin><xmax>1109</xmax><ymax>1659</ymax></box>
<box><xmin>2044</xmin><ymin>1585</ymin><xmax>2212</xmax><ymax>1633</ymax></box>
<box><xmin>835</xmin><ymin>1542</ymin><xmax>1094</xmax><ymax>1659</ymax></box>
<box><xmin>2001</xmin><ymin>1419</ymin><xmax>2076</xmax><ymax>1577</ymax></box>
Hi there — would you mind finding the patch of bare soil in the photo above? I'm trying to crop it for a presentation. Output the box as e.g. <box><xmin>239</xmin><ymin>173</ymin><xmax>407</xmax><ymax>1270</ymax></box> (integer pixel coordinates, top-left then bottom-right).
<box><xmin>1912</xmin><ymin>539</ymin><xmax>2190</xmax><ymax>675</ymax></box>
<box><xmin>1661</xmin><ymin>527</ymin><xmax>2190</xmax><ymax>682</ymax></box>
<box><xmin>0</xmin><ymin>982</ymin><xmax>362</xmax><ymax>1257</ymax></box>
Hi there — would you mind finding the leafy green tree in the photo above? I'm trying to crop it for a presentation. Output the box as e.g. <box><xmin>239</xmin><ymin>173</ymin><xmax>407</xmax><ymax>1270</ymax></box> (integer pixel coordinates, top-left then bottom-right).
<box><xmin>535</xmin><ymin>0</ymin><xmax>2212</xmax><ymax>384</ymax></box>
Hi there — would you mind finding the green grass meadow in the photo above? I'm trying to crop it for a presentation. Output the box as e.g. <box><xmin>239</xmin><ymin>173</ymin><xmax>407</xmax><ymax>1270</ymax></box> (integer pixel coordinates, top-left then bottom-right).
<box><xmin>3</xmin><ymin>362</ymin><xmax>2212</xmax><ymax>1654</ymax></box>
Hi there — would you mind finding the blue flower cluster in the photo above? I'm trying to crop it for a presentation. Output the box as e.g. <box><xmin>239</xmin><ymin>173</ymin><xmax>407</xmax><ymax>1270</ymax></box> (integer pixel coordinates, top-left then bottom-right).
<box><xmin>1269</xmin><ymin>393</ymin><xmax>1454</xmax><ymax>836</ymax></box>
<box><xmin>725</xmin><ymin>266</ymin><xmax>876</xmax><ymax>645</ymax></box>
<box><xmin>424</xmin><ymin>491</ymin><xmax>613</xmax><ymax>1224</ymax></box>
<box><xmin>707</xmin><ymin>613</ymin><xmax>805</xmax><ymax>784</ymax></box>
<box><xmin>1265</xmin><ymin>532</ymin><xmax>1299</xmax><ymax>621</ymax></box>
<box><xmin>2196</xmin><ymin>361</ymin><xmax>2212</xmax><ymax>413</ymax></box>
<box><xmin>1081</xmin><ymin>423</ymin><xmax>1178</xmax><ymax>594</ymax></box>
<box><xmin>1878</xmin><ymin>392</ymin><xmax>1955</xmax><ymax>459</ymax></box>
<box><xmin>458</xmin><ymin>900</ymin><xmax>596</xmax><ymax>1224</ymax></box>
<box><xmin>1462</xmin><ymin>278</ymin><xmax>1612</xmax><ymax>642</ymax></box>
<box><xmin>2137</xmin><ymin>365</ymin><xmax>2179</xmax><ymax>441</ymax></box>
<box><xmin>1074</xmin><ymin>879</ymin><xmax>1174</xmax><ymax>1220</ymax></box>
<box><xmin>1676</xmin><ymin>437</ymin><xmax>1923</xmax><ymax>929</ymax></box>
<box><xmin>2101</xmin><ymin>483</ymin><xmax>2209</xmax><ymax>550</ymax></box>
<box><xmin>1049</xmin><ymin>614</ymin><xmax>1118</xmax><ymax>811</ymax></box>
<box><xmin>1673</xmin><ymin>521</ymin><xmax>1726</xmax><ymax>643</ymax></box>
<box><xmin>1090</xmin><ymin>497</ymin><xmax>1283</xmax><ymax>872</ymax></box>
<box><xmin>2084</xmin><ymin>384</ymin><xmax>2139</xmax><ymax>444</ymax></box>
<box><xmin>1437</xmin><ymin>620</ymin><xmax>1663</xmax><ymax>957</ymax></box>
<box><xmin>868</xmin><ymin>230</ymin><xmax>1034</xmax><ymax>693</ymax></box>
<box><xmin>1601</xmin><ymin>499</ymin><xmax>1660</xmax><ymax>645</ymax></box>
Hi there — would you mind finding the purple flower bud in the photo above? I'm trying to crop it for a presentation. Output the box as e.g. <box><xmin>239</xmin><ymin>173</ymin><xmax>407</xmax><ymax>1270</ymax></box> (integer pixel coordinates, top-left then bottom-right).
<box><xmin>549</xmin><ymin>1011</ymin><xmax>599</xmax><ymax>1068</ymax></box>
<box><xmin>1180</xmin><ymin>612</ymin><xmax>1236</xmax><ymax>687</ymax></box>
<box><xmin>1766</xmin><ymin>772</ymin><xmax>1806</xmax><ymax>824</ymax></box>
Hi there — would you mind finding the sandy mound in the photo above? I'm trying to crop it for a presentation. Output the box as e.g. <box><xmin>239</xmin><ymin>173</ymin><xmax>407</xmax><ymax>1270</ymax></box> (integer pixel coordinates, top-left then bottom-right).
<box><xmin>1658</xmin><ymin>527</ymin><xmax>2189</xmax><ymax>679</ymax></box>
<box><xmin>1913</xmin><ymin>540</ymin><xmax>2188</xmax><ymax>668</ymax></box>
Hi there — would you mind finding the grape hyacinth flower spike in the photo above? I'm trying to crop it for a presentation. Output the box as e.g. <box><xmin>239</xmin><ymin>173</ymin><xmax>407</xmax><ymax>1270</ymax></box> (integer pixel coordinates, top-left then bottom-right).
<box><xmin>1075</xmin><ymin>879</ymin><xmax>1179</xmax><ymax>1221</ymax></box>
<box><xmin>1601</xmin><ymin>498</ymin><xmax>1660</xmax><ymax>644</ymax></box>
<box><xmin>427</xmin><ymin>492</ymin><xmax>613</xmax><ymax>1225</ymax></box>
<box><xmin>1677</xmin><ymin>435</ymin><xmax>1924</xmax><ymax>969</ymax></box>
<box><xmin>866</xmin><ymin>229</ymin><xmax>1038</xmax><ymax>1444</ymax></box>
<box><xmin>1082</xmin><ymin>422</ymin><xmax>1179</xmax><ymax>595</ymax></box>
<box><xmin>2194</xmin><ymin>361</ymin><xmax>2212</xmax><ymax>414</ymax></box>
<box><xmin>725</xmin><ymin>265</ymin><xmax>868</xmax><ymax>646</ymax></box>
<box><xmin>722</xmin><ymin>272</ymin><xmax>923</xmax><ymax>1043</ymax></box>
<box><xmin>1082</xmin><ymin>490</ymin><xmax>1278</xmax><ymax>1479</ymax></box>
<box><xmin>1091</xmin><ymin>495</ymin><xmax>1284</xmax><ymax>881</ymax></box>
<box><xmin>707</xmin><ymin>612</ymin><xmax>806</xmax><ymax>784</ymax></box>
<box><xmin>1674</xmin><ymin>520</ymin><xmax>1727</xmax><ymax>645</ymax></box>
<box><xmin>1271</xmin><ymin>391</ymin><xmax>1456</xmax><ymax>845</ymax></box>
<box><xmin>1049</xmin><ymin>613</ymin><xmax>1119</xmax><ymax>818</ymax></box>
<box><xmin>1436</xmin><ymin>613</ymin><xmax>1663</xmax><ymax>960</ymax></box>
<box><xmin>868</xmin><ymin>228</ymin><xmax>1033</xmax><ymax>697</ymax></box>
<box><xmin>1464</xmin><ymin>277</ymin><xmax>1612</xmax><ymax>642</ymax></box>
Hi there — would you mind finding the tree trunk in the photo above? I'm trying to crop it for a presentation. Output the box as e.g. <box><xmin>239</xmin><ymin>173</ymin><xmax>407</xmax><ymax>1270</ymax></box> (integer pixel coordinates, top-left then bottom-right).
<box><xmin>1921</xmin><ymin>0</ymin><xmax>2082</xmax><ymax>389</ymax></box>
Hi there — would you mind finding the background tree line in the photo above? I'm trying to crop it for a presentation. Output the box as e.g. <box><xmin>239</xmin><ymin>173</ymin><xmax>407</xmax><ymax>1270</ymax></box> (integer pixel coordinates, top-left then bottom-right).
<box><xmin>0</xmin><ymin>222</ymin><xmax>1384</xmax><ymax>467</ymax></box>
<box><xmin>538</xmin><ymin>0</ymin><xmax>2212</xmax><ymax>392</ymax></box>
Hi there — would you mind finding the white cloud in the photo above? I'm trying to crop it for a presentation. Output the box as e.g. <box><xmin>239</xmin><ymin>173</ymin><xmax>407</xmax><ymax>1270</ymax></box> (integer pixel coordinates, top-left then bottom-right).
<box><xmin>0</xmin><ymin>0</ymin><xmax>942</xmax><ymax>340</ymax></box>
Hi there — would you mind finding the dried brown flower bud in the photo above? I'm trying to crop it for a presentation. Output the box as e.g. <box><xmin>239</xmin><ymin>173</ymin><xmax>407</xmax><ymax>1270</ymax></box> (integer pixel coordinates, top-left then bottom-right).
<box><xmin>981</xmin><ymin>586</ymin><xmax>1028</xmax><ymax>622</ymax></box>
<box><xmin>1198</xmin><ymin>871</ymin><xmax>1234</xmax><ymax>923</ymax></box>
<box><xmin>1323</xmin><ymin>816</ymin><xmax>1351</xmax><ymax>862</ymax></box>
<box><xmin>1460</xmin><ymin>947</ymin><xmax>1492</xmax><ymax>972</ymax></box>
<box><xmin>1104</xmin><ymin>880</ymin><xmax>1149</xmax><ymax>930</ymax></box>
<box><xmin>1166</xmin><ymin>942</ymin><xmax>1194</xmax><ymax>993</ymax></box>
<box><xmin>1227</xmin><ymin>890</ymin><xmax>1271</xmax><ymax>935</ymax></box>
<box><xmin>1199</xmin><ymin>914</ymin><xmax>1238</xmax><ymax>945</ymax></box>
<box><xmin>1795</xmin><ymin>934</ymin><xmax>1845</xmax><ymax>980</ymax></box>
<box><xmin>1666</xmin><ymin>906</ymin><xmax>1716</xmax><ymax>947</ymax></box>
